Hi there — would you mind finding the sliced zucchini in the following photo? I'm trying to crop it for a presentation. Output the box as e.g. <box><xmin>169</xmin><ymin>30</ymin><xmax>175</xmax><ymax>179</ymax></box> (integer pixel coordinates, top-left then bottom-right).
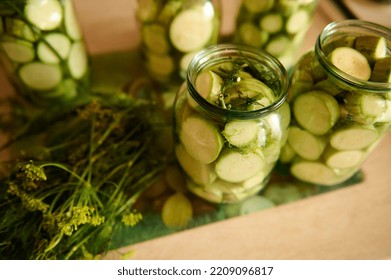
<box><xmin>222</xmin><ymin>120</ymin><xmax>260</xmax><ymax>148</ymax></box>
<box><xmin>1</xmin><ymin>40</ymin><xmax>35</xmax><ymax>63</ymax></box>
<box><xmin>240</xmin><ymin>196</ymin><xmax>275</xmax><ymax>215</ymax></box>
<box><xmin>289</xmin><ymin>69</ymin><xmax>313</xmax><ymax>100</ymax></box>
<box><xmin>179</xmin><ymin>116</ymin><xmax>224</xmax><ymax>164</ymax></box>
<box><xmin>37</xmin><ymin>33</ymin><xmax>71</xmax><ymax>63</ymax></box>
<box><xmin>145</xmin><ymin>51</ymin><xmax>175</xmax><ymax>78</ymax></box>
<box><xmin>288</xmin><ymin>126</ymin><xmax>326</xmax><ymax>160</ymax></box>
<box><xmin>195</xmin><ymin>70</ymin><xmax>223</xmax><ymax>105</ymax></box>
<box><xmin>322</xmin><ymin>35</ymin><xmax>356</xmax><ymax>56</ymax></box>
<box><xmin>265</xmin><ymin>35</ymin><xmax>291</xmax><ymax>57</ymax></box>
<box><xmin>279</xmin><ymin>142</ymin><xmax>296</xmax><ymax>163</ymax></box>
<box><xmin>293</xmin><ymin>90</ymin><xmax>340</xmax><ymax>135</ymax></box>
<box><xmin>243</xmin><ymin>0</ymin><xmax>274</xmax><ymax>13</ymax></box>
<box><xmin>237</xmin><ymin>22</ymin><xmax>269</xmax><ymax>48</ymax></box>
<box><xmin>323</xmin><ymin>147</ymin><xmax>364</xmax><ymax>169</ymax></box>
<box><xmin>141</xmin><ymin>24</ymin><xmax>170</xmax><ymax>55</ymax></box>
<box><xmin>136</xmin><ymin>0</ymin><xmax>158</xmax><ymax>22</ymax></box>
<box><xmin>259</xmin><ymin>13</ymin><xmax>283</xmax><ymax>34</ymax></box>
<box><xmin>354</xmin><ymin>35</ymin><xmax>387</xmax><ymax>65</ymax></box>
<box><xmin>175</xmin><ymin>144</ymin><xmax>217</xmax><ymax>186</ymax></box>
<box><xmin>179</xmin><ymin>50</ymin><xmax>198</xmax><ymax>77</ymax></box>
<box><xmin>344</xmin><ymin>92</ymin><xmax>387</xmax><ymax>124</ymax></box>
<box><xmin>285</xmin><ymin>9</ymin><xmax>309</xmax><ymax>34</ymax></box>
<box><xmin>169</xmin><ymin>9</ymin><xmax>213</xmax><ymax>53</ymax></box>
<box><xmin>370</xmin><ymin>57</ymin><xmax>391</xmax><ymax>83</ymax></box>
<box><xmin>19</xmin><ymin>62</ymin><xmax>62</xmax><ymax>91</ymax></box>
<box><xmin>64</xmin><ymin>0</ymin><xmax>82</xmax><ymax>40</ymax></box>
<box><xmin>242</xmin><ymin>172</ymin><xmax>266</xmax><ymax>189</ymax></box>
<box><xmin>24</xmin><ymin>0</ymin><xmax>63</xmax><ymax>31</ymax></box>
<box><xmin>68</xmin><ymin>41</ymin><xmax>88</xmax><ymax>79</ymax></box>
<box><xmin>215</xmin><ymin>151</ymin><xmax>265</xmax><ymax>183</ymax></box>
<box><xmin>328</xmin><ymin>47</ymin><xmax>371</xmax><ymax>81</ymax></box>
<box><xmin>330</xmin><ymin>125</ymin><xmax>379</xmax><ymax>150</ymax></box>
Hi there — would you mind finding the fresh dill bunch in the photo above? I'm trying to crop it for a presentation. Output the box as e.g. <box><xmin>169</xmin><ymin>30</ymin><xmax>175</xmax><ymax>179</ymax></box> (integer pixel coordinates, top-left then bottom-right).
<box><xmin>0</xmin><ymin>96</ymin><xmax>168</xmax><ymax>260</ymax></box>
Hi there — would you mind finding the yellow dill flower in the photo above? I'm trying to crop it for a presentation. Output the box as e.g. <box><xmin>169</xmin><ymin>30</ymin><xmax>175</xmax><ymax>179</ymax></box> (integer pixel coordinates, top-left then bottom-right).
<box><xmin>121</xmin><ymin>211</ymin><xmax>143</xmax><ymax>227</ymax></box>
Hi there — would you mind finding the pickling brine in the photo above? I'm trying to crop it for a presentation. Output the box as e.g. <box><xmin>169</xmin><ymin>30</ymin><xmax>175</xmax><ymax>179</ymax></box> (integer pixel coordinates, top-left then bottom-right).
<box><xmin>281</xmin><ymin>20</ymin><xmax>391</xmax><ymax>186</ymax></box>
<box><xmin>173</xmin><ymin>44</ymin><xmax>289</xmax><ymax>203</ymax></box>
<box><xmin>0</xmin><ymin>0</ymin><xmax>90</xmax><ymax>106</ymax></box>
<box><xmin>233</xmin><ymin>0</ymin><xmax>318</xmax><ymax>70</ymax></box>
<box><xmin>136</xmin><ymin>0</ymin><xmax>221</xmax><ymax>85</ymax></box>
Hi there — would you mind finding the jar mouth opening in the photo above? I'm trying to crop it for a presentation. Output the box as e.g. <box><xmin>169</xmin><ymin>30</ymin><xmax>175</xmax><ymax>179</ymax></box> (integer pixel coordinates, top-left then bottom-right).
<box><xmin>186</xmin><ymin>44</ymin><xmax>288</xmax><ymax>120</ymax></box>
<box><xmin>316</xmin><ymin>19</ymin><xmax>391</xmax><ymax>91</ymax></box>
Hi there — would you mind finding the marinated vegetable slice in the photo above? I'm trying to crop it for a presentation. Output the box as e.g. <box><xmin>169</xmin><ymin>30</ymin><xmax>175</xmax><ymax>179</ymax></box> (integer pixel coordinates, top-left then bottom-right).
<box><xmin>19</xmin><ymin>62</ymin><xmax>62</xmax><ymax>90</ymax></box>
<box><xmin>222</xmin><ymin>120</ymin><xmax>259</xmax><ymax>148</ymax></box>
<box><xmin>370</xmin><ymin>57</ymin><xmax>391</xmax><ymax>83</ymax></box>
<box><xmin>169</xmin><ymin>9</ymin><xmax>213</xmax><ymax>53</ymax></box>
<box><xmin>179</xmin><ymin>116</ymin><xmax>224</xmax><ymax>164</ymax></box>
<box><xmin>344</xmin><ymin>92</ymin><xmax>387</xmax><ymax>124</ymax></box>
<box><xmin>215</xmin><ymin>151</ymin><xmax>265</xmax><ymax>183</ymax></box>
<box><xmin>64</xmin><ymin>0</ymin><xmax>82</xmax><ymax>40</ymax></box>
<box><xmin>195</xmin><ymin>70</ymin><xmax>223</xmax><ymax>105</ymax></box>
<box><xmin>323</xmin><ymin>147</ymin><xmax>365</xmax><ymax>169</ymax></box>
<box><xmin>328</xmin><ymin>47</ymin><xmax>371</xmax><ymax>80</ymax></box>
<box><xmin>1</xmin><ymin>40</ymin><xmax>34</xmax><ymax>63</ymax></box>
<box><xmin>162</xmin><ymin>193</ymin><xmax>193</xmax><ymax>228</ymax></box>
<box><xmin>293</xmin><ymin>90</ymin><xmax>340</xmax><ymax>135</ymax></box>
<box><xmin>354</xmin><ymin>35</ymin><xmax>387</xmax><ymax>65</ymax></box>
<box><xmin>243</xmin><ymin>0</ymin><xmax>274</xmax><ymax>13</ymax></box>
<box><xmin>259</xmin><ymin>13</ymin><xmax>283</xmax><ymax>34</ymax></box>
<box><xmin>330</xmin><ymin>125</ymin><xmax>379</xmax><ymax>150</ymax></box>
<box><xmin>24</xmin><ymin>0</ymin><xmax>63</xmax><ymax>31</ymax></box>
<box><xmin>288</xmin><ymin>126</ymin><xmax>326</xmax><ymax>160</ymax></box>
<box><xmin>141</xmin><ymin>24</ymin><xmax>170</xmax><ymax>54</ymax></box>
<box><xmin>68</xmin><ymin>41</ymin><xmax>88</xmax><ymax>79</ymax></box>
<box><xmin>240</xmin><ymin>196</ymin><xmax>275</xmax><ymax>215</ymax></box>
<box><xmin>286</xmin><ymin>9</ymin><xmax>309</xmax><ymax>34</ymax></box>
<box><xmin>238</xmin><ymin>22</ymin><xmax>269</xmax><ymax>48</ymax></box>
<box><xmin>37</xmin><ymin>33</ymin><xmax>71</xmax><ymax>63</ymax></box>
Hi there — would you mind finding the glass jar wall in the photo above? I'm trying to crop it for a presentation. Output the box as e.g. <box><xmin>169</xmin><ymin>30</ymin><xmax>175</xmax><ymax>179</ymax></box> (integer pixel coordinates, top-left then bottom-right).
<box><xmin>173</xmin><ymin>44</ymin><xmax>289</xmax><ymax>203</ymax></box>
<box><xmin>0</xmin><ymin>0</ymin><xmax>90</xmax><ymax>106</ymax></box>
<box><xmin>233</xmin><ymin>0</ymin><xmax>318</xmax><ymax>71</ymax></box>
<box><xmin>136</xmin><ymin>0</ymin><xmax>221</xmax><ymax>86</ymax></box>
<box><xmin>281</xmin><ymin>20</ymin><xmax>391</xmax><ymax>186</ymax></box>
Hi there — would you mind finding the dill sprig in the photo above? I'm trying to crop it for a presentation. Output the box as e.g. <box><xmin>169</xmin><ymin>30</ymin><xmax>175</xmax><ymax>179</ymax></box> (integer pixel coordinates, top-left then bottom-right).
<box><xmin>0</xmin><ymin>97</ymin><xmax>168</xmax><ymax>259</ymax></box>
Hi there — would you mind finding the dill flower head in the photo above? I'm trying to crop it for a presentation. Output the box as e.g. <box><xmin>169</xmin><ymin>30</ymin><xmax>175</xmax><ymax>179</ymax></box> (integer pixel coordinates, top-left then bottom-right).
<box><xmin>121</xmin><ymin>211</ymin><xmax>143</xmax><ymax>227</ymax></box>
<box><xmin>18</xmin><ymin>161</ymin><xmax>47</xmax><ymax>182</ymax></box>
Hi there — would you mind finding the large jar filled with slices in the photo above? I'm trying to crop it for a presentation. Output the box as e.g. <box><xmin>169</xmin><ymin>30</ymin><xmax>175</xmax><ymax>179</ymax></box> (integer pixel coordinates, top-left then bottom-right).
<box><xmin>233</xmin><ymin>0</ymin><xmax>318</xmax><ymax>70</ymax></box>
<box><xmin>173</xmin><ymin>44</ymin><xmax>290</xmax><ymax>203</ymax></box>
<box><xmin>0</xmin><ymin>0</ymin><xmax>89</xmax><ymax>105</ymax></box>
<box><xmin>136</xmin><ymin>0</ymin><xmax>221</xmax><ymax>85</ymax></box>
<box><xmin>280</xmin><ymin>20</ymin><xmax>391</xmax><ymax>186</ymax></box>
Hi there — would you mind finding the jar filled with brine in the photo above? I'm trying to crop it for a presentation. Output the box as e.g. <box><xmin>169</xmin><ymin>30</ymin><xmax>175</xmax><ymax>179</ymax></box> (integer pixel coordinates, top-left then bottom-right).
<box><xmin>0</xmin><ymin>0</ymin><xmax>90</xmax><ymax>106</ymax></box>
<box><xmin>233</xmin><ymin>0</ymin><xmax>318</xmax><ymax>71</ymax></box>
<box><xmin>280</xmin><ymin>20</ymin><xmax>391</xmax><ymax>186</ymax></box>
<box><xmin>136</xmin><ymin>0</ymin><xmax>221</xmax><ymax>85</ymax></box>
<box><xmin>173</xmin><ymin>44</ymin><xmax>290</xmax><ymax>203</ymax></box>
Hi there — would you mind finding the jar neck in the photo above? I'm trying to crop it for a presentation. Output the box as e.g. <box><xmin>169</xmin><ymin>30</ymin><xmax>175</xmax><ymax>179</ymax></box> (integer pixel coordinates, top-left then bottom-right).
<box><xmin>315</xmin><ymin>20</ymin><xmax>391</xmax><ymax>92</ymax></box>
<box><xmin>186</xmin><ymin>44</ymin><xmax>288</xmax><ymax>120</ymax></box>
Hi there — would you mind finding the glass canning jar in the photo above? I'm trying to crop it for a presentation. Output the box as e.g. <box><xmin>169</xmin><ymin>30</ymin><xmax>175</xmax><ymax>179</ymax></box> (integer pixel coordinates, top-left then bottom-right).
<box><xmin>0</xmin><ymin>0</ymin><xmax>90</xmax><ymax>106</ymax></box>
<box><xmin>136</xmin><ymin>0</ymin><xmax>221</xmax><ymax>86</ymax></box>
<box><xmin>280</xmin><ymin>20</ymin><xmax>391</xmax><ymax>186</ymax></box>
<box><xmin>233</xmin><ymin>0</ymin><xmax>318</xmax><ymax>71</ymax></box>
<box><xmin>173</xmin><ymin>44</ymin><xmax>289</xmax><ymax>203</ymax></box>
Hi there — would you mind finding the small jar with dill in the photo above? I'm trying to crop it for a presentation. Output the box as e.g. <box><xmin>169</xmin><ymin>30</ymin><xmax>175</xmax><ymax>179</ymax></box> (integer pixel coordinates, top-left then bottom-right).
<box><xmin>173</xmin><ymin>44</ymin><xmax>290</xmax><ymax>204</ymax></box>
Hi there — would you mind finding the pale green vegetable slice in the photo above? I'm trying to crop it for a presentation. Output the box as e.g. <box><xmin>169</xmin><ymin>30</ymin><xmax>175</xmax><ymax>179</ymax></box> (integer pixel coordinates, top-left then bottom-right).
<box><xmin>328</xmin><ymin>47</ymin><xmax>371</xmax><ymax>81</ymax></box>
<box><xmin>240</xmin><ymin>196</ymin><xmax>275</xmax><ymax>215</ymax></box>
<box><xmin>293</xmin><ymin>90</ymin><xmax>340</xmax><ymax>135</ymax></box>
<box><xmin>323</xmin><ymin>147</ymin><xmax>365</xmax><ymax>169</ymax></box>
<box><xmin>354</xmin><ymin>35</ymin><xmax>387</xmax><ymax>65</ymax></box>
<box><xmin>265</xmin><ymin>35</ymin><xmax>290</xmax><ymax>57</ymax></box>
<box><xmin>288</xmin><ymin>126</ymin><xmax>326</xmax><ymax>160</ymax></box>
<box><xmin>175</xmin><ymin>144</ymin><xmax>217</xmax><ymax>185</ymax></box>
<box><xmin>238</xmin><ymin>22</ymin><xmax>269</xmax><ymax>48</ymax></box>
<box><xmin>25</xmin><ymin>0</ymin><xmax>63</xmax><ymax>31</ymax></box>
<box><xmin>19</xmin><ymin>62</ymin><xmax>62</xmax><ymax>90</ymax></box>
<box><xmin>136</xmin><ymin>0</ymin><xmax>157</xmax><ymax>22</ymax></box>
<box><xmin>162</xmin><ymin>193</ymin><xmax>193</xmax><ymax>228</ymax></box>
<box><xmin>37</xmin><ymin>33</ymin><xmax>71</xmax><ymax>63</ymax></box>
<box><xmin>179</xmin><ymin>116</ymin><xmax>224</xmax><ymax>164</ymax></box>
<box><xmin>215</xmin><ymin>151</ymin><xmax>265</xmax><ymax>183</ymax></box>
<box><xmin>141</xmin><ymin>24</ymin><xmax>170</xmax><ymax>54</ymax></box>
<box><xmin>330</xmin><ymin>125</ymin><xmax>379</xmax><ymax>150</ymax></box>
<box><xmin>222</xmin><ymin>120</ymin><xmax>259</xmax><ymax>148</ymax></box>
<box><xmin>279</xmin><ymin>142</ymin><xmax>296</xmax><ymax>163</ymax></box>
<box><xmin>322</xmin><ymin>36</ymin><xmax>356</xmax><ymax>56</ymax></box>
<box><xmin>179</xmin><ymin>50</ymin><xmax>197</xmax><ymax>76</ymax></box>
<box><xmin>370</xmin><ymin>57</ymin><xmax>391</xmax><ymax>83</ymax></box>
<box><xmin>146</xmin><ymin>51</ymin><xmax>175</xmax><ymax>78</ymax></box>
<box><xmin>1</xmin><ymin>41</ymin><xmax>34</xmax><ymax>63</ymax></box>
<box><xmin>64</xmin><ymin>0</ymin><xmax>82</xmax><ymax>40</ymax></box>
<box><xmin>195</xmin><ymin>70</ymin><xmax>223</xmax><ymax>105</ymax></box>
<box><xmin>263</xmin><ymin>182</ymin><xmax>303</xmax><ymax>205</ymax></box>
<box><xmin>286</xmin><ymin>9</ymin><xmax>309</xmax><ymax>34</ymax></box>
<box><xmin>259</xmin><ymin>13</ymin><xmax>283</xmax><ymax>34</ymax></box>
<box><xmin>344</xmin><ymin>92</ymin><xmax>387</xmax><ymax>124</ymax></box>
<box><xmin>169</xmin><ymin>9</ymin><xmax>213</xmax><ymax>52</ymax></box>
<box><xmin>68</xmin><ymin>41</ymin><xmax>88</xmax><ymax>79</ymax></box>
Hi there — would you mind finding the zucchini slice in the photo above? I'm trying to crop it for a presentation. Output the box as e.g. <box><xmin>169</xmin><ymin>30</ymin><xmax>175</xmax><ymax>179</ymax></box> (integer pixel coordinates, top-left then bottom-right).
<box><xmin>354</xmin><ymin>35</ymin><xmax>387</xmax><ymax>65</ymax></box>
<box><xmin>265</xmin><ymin>35</ymin><xmax>290</xmax><ymax>57</ymax></box>
<box><xmin>64</xmin><ymin>0</ymin><xmax>82</xmax><ymax>40</ymax></box>
<box><xmin>288</xmin><ymin>126</ymin><xmax>326</xmax><ymax>160</ymax></box>
<box><xmin>37</xmin><ymin>33</ymin><xmax>71</xmax><ymax>63</ymax></box>
<box><xmin>259</xmin><ymin>13</ymin><xmax>283</xmax><ymax>34</ymax></box>
<box><xmin>68</xmin><ymin>41</ymin><xmax>88</xmax><ymax>79</ymax></box>
<box><xmin>286</xmin><ymin>9</ymin><xmax>309</xmax><ymax>34</ymax></box>
<box><xmin>19</xmin><ymin>62</ymin><xmax>62</xmax><ymax>91</ymax></box>
<box><xmin>141</xmin><ymin>23</ymin><xmax>170</xmax><ymax>54</ymax></box>
<box><xmin>24</xmin><ymin>0</ymin><xmax>63</xmax><ymax>31</ymax></box>
<box><xmin>195</xmin><ymin>70</ymin><xmax>223</xmax><ymax>105</ymax></box>
<box><xmin>222</xmin><ymin>120</ymin><xmax>260</xmax><ymax>148</ymax></box>
<box><xmin>243</xmin><ymin>0</ymin><xmax>274</xmax><ymax>13</ymax></box>
<box><xmin>169</xmin><ymin>9</ymin><xmax>213</xmax><ymax>53</ymax></box>
<box><xmin>330</xmin><ymin>125</ymin><xmax>379</xmax><ymax>150</ymax></box>
<box><xmin>370</xmin><ymin>57</ymin><xmax>391</xmax><ymax>83</ymax></box>
<box><xmin>1</xmin><ymin>40</ymin><xmax>35</xmax><ymax>63</ymax></box>
<box><xmin>237</xmin><ymin>22</ymin><xmax>269</xmax><ymax>48</ymax></box>
<box><xmin>323</xmin><ymin>147</ymin><xmax>365</xmax><ymax>169</ymax></box>
<box><xmin>179</xmin><ymin>116</ymin><xmax>224</xmax><ymax>164</ymax></box>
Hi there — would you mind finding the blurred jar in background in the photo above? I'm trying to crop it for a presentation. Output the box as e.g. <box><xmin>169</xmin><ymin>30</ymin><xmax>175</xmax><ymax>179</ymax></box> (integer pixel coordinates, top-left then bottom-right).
<box><xmin>0</xmin><ymin>0</ymin><xmax>90</xmax><ymax>107</ymax></box>
<box><xmin>233</xmin><ymin>0</ymin><xmax>318</xmax><ymax>71</ymax></box>
<box><xmin>136</xmin><ymin>0</ymin><xmax>221</xmax><ymax>86</ymax></box>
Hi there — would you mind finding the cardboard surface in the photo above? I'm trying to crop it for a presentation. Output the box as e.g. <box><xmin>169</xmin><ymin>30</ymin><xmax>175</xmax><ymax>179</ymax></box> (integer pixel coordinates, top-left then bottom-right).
<box><xmin>1</xmin><ymin>0</ymin><xmax>390</xmax><ymax>260</ymax></box>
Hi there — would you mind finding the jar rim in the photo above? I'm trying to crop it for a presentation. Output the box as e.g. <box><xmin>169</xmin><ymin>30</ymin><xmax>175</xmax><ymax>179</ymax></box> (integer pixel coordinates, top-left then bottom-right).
<box><xmin>316</xmin><ymin>19</ymin><xmax>391</xmax><ymax>91</ymax></box>
<box><xmin>186</xmin><ymin>43</ymin><xmax>289</xmax><ymax>120</ymax></box>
